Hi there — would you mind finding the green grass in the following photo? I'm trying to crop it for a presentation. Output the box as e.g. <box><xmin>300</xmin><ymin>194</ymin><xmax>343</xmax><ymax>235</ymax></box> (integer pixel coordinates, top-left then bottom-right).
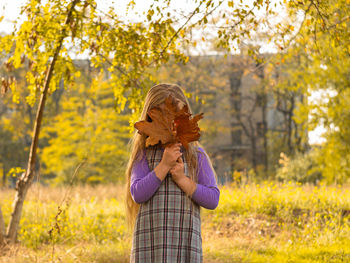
<box><xmin>1</xmin><ymin>182</ymin><xmax>349</xmax><ymax>262</ymax></box>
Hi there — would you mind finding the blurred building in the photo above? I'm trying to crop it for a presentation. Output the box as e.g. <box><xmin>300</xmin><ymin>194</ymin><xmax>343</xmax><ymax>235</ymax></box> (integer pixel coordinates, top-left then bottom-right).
<box><xmin>170</xmin><ymin>54</ymin><xmax>308</xmax><ymax>184</ymax></box>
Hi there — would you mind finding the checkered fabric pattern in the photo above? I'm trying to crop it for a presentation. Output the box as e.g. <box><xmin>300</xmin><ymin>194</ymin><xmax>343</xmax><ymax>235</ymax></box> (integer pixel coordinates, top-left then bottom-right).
<box><xmin>130</xmin><ymin>145</ymin><xmax>202</xmax><ymax>263</ymax></box>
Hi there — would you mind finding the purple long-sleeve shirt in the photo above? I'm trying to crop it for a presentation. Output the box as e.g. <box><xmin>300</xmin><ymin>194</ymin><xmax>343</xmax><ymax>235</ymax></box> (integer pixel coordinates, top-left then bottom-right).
<box><xmin>130</xmin><ymin>147</ymin><xmax>220</xmax><ymax>210</ymax></box>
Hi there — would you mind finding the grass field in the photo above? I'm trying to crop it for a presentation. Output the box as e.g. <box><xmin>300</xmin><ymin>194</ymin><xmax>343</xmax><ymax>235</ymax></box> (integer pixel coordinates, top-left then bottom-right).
<box><xmin>1</xmin><ymin>182</ymin><xmax>350</xmax><ymax>262</ymax></box>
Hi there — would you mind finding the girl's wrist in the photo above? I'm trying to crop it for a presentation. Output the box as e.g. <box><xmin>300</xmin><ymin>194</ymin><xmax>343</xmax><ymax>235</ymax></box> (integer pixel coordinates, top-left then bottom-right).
<box><xmin>159</xmin><ymin>160</ymin><xmax>172</xmax><ymax>172</ymax></box>
<box><xmin>172</xmin><ymin>173</ymin><xmax>186</xmax><ymax>184</ymax></box>
<box><xmin>188</xmin><ymin>182</ymin><xmax>197</xmax><ymax>197</ymax></box>
<box><xmin>154</xmin><ymin>161</ymin><xmax>171</xmax><ymax>181</ymax></box>
<box><xmin>174</xmin><ymin>177</ymin><xmax>186</xmax><ymax>187</ymax></box>
<box><xmin>175</xmin><ymin>177</ymin><xmax>197</xmax><ymax>197</ymax></box>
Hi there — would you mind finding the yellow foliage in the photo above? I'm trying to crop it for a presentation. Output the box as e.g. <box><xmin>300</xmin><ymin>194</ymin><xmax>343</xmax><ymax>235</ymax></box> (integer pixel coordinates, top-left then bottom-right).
<box><xmin>0</xmin><ymin>182</ymin><xmax>350</xmax><ymax>261</ymax></box>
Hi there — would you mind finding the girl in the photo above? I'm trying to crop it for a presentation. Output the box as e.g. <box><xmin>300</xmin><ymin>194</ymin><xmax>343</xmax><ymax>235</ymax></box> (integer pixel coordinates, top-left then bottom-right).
<box><xmin>125</xmin><ymin>83</ymin><xmax>220</xmax><ymax>263</ymax></box>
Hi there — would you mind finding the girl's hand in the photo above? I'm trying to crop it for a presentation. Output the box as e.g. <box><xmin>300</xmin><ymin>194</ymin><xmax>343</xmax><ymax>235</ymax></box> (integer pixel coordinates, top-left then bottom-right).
<box><xmin>154</xmin><ymin>143</ymin><xmax>182</xmax><ymax>182</ymax></box>
<box><xmin>170</xmin><ymin>157</ymin><xmax>186</xmax><ymax>183</ymax></box>
<box><xmin>160</xmin><ymin>143</ymin><xmax>182</xmax><ymax>170</ymax></box>
<box><xmin>170</xmin><ymin>158</ymin><xmax>197</xmax><ymax>197</ymax></box>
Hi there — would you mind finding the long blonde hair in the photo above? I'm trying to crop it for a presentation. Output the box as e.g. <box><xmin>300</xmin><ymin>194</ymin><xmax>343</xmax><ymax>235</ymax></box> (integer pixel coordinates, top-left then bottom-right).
<box><xmin>125</xmin><ymin>83</ymin><xmax>203</xmax><ymax>229</ymax></box>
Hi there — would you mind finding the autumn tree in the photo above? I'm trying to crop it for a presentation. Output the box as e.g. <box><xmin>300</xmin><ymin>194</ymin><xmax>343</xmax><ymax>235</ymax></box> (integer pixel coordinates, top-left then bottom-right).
<box><xmin>0</xmin><ymin>0</ymin><xmax>307</xmax><ymax>244</ymax></box>
<box><xmin>212</xmin><ymin>0</ymin><xmax>349</xmax><ymax>183</ymax></box>
<box><xmin>40</xmin><ymin>72</ymin><xmax>131</xmax><ymax>185</ymax></box>
<box><xmin>0</xmin><ymin>0</ymin><xmax>226</xmax><ymax>244</ymax></box>
<box><xmin>271</xmin><ymin>0</ymin><xmax>350</xmax><ymax>183</ymax></box>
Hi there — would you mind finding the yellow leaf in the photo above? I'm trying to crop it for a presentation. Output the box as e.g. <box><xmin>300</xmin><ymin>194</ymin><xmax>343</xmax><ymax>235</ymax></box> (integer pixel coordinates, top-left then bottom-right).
<box><xmin>180</xmin><ymin>29</ymin><xmax>185</xmax><ymax>37</ymax></box>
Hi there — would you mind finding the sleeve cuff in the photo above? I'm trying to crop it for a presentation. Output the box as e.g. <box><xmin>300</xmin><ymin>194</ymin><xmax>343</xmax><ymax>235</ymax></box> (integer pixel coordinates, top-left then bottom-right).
<box><xmin>149</xmin><ymin>170</ymin><xmax>162</xmax><ymax>185</ymax></box>
<box><xmin>191</xmin><ymin>183</ymin><xmax>202</xmax><ymax>201</ymax></box>
<box><xmin>191</xmin><ymin>183</ymin><xmax>220</xmax><ymax>210</ymax></box>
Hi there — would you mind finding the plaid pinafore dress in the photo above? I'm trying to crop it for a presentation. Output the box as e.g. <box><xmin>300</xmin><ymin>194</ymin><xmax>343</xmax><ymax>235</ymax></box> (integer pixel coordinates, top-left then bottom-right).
<box><xmin>130</xmin><ymin>145</ymin><xmax>202</xmax><ymax>263</ymax></box>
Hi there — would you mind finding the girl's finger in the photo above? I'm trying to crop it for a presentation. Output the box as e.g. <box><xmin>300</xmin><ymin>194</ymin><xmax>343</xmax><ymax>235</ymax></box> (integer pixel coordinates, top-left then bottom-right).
<box><xmin>172</xmin><ymin>143</ymin><xmax>182</xmax><ymax>150</ymax></box>
<box><xmin>174</xmin><ymin>147</ymin><xmax>180</xmax><ymax>152</ymax></box>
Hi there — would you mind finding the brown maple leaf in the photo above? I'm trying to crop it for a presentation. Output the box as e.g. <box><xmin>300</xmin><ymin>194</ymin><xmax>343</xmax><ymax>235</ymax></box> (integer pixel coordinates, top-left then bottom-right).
<box><xmin>134</xmin><ymin>95</ymin><xmax>203</xmax><ymax>149</ymax></box>
<box><xmin>174</xmin><ymin>106</ymin><xmax>204</xmax><ymax>149</ymax></box>
<box><xmin>134</xmin><ymin>106</ymin><xmax>176</xmax><ymax>147</ymax></box>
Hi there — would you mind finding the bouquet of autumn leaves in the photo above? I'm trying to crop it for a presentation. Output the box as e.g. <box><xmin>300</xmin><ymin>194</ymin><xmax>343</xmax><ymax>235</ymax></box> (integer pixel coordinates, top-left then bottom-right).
<box><xmin>134</xmin><ymin>95</ymin><xmax>204</xmax><ymax>150</ymax></box>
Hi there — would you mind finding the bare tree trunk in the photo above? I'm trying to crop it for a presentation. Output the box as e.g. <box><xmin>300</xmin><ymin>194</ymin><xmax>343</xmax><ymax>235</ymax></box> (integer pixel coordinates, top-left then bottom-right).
<box><xmin>262</xmin><ymin>99</ymin><xmax>268</xmax><ymax>176</ymax></box>
<box><xmin>287</xmin><ymin>96</ymin><xmax>295</xmax><ymax>154</ymax></box>
<box><xmin>6</xmin><ymin>0</ymin><xmax>80</xmax><ymax>243</ymax></box>
<box><xmin>249</xmin><ymin>120</ymin><xmax>257</xmax><ymax>172</ymax></box>
<box><xmin>0</xmin><ymin>206</ymin><xmax>5</xmax><ymax>245</ymax></box>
